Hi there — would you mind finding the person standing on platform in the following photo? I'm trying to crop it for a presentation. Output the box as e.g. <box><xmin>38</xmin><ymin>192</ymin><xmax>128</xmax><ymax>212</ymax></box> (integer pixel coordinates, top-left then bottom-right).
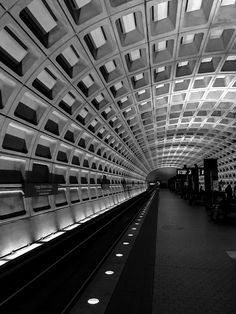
<box><xmin>225</xmin><ymin>183</ymin><xmax>233</xmax><ymax>203</ymax></box>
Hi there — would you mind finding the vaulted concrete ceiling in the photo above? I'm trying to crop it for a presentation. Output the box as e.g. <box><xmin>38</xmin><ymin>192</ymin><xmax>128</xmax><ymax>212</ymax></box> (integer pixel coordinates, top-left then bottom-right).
<box><xmin>0</xmin><ymin>0</ymin><xmax>236</xmax><ymax>181</ymax></box>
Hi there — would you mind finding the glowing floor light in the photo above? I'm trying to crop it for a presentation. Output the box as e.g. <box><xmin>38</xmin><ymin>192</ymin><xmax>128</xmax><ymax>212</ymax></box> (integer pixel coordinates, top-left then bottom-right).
<box><xmin>105</xmin><ymin>270</ymin><xmax>114</xmax><ymax>275</ymax></box>
<box><xmin>88</xmin><ymin>298</ymin><xmax>99</xmax><ymax>305</ymax></box>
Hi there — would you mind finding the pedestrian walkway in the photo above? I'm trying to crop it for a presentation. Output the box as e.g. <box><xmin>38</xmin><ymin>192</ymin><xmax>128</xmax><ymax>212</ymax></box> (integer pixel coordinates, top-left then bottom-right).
<box><xmin>153</xmin><ymin>189</ymin><xmax>236</xmax><ymax>314</ymax></box>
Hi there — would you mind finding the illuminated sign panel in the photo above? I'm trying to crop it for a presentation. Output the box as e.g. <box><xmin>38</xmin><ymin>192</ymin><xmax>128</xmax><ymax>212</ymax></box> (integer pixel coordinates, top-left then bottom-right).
<box><xmin>177</xmin><ymin>169</ymin><xmax>192</xmax><ymax>175</ymax></box>
<box><xmin>199</xmin><ymin>168</ymin><xmax>204</xmax><ymax>176</ymax></box>
<box><xmin>177</xmin><ymin>169</ymin><xmax>187</xmax><ymax>175</ymax></box>
<box><xmin>177</xmin><ymin>168</ymin><xmax>204</xmax><ymax>176</ymax></box>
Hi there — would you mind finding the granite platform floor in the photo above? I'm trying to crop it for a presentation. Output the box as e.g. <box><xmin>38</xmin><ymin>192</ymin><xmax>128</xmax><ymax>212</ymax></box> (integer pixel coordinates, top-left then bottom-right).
<box><xmin>153</xmin><ymin>189</ymin><xmax>236</xmax><ymax>314</ymax></box>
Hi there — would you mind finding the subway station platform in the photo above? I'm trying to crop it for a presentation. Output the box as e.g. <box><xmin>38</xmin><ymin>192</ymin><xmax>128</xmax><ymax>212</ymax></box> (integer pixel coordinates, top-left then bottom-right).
<box><xmin>2</xmin><ymin>189</ymin><xmax>236</xmax><ymax>314</ymax></box>
<box><xmin>153</xmin><ymin>189</ymin><xmax>236</xmax><ymax>314</ymax></box>
<box><xmin>101</xmin><ymin>189</ymin><xmax>236</xmax><ymax>314</ymax></box>
<box><xmin>70</xmin><ymin>189</ymin><xmax>236</xmax><ymax>313</ymax></box>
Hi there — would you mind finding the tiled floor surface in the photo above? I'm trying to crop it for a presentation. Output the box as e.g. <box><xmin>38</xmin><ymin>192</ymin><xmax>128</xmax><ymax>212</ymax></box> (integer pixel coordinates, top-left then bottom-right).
<box><xmin>153</xmin><ymin>190</ymin><xmax>236</xmax><ymax>314</ymax></box>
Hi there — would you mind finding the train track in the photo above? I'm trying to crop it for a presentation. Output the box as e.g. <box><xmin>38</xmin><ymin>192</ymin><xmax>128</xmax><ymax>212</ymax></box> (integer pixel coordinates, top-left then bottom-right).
<box><xmin>0</xmin><ymin>191</ymin><xmax>152</xmax><ymax>314</ymax></box>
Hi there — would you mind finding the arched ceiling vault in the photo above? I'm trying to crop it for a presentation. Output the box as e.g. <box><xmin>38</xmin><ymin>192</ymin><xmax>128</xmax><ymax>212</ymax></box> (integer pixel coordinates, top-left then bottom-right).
<box><xmin>0</xmin><ymin>0</ymin><xmax>236</xmax><ymax>181</ymax></box>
